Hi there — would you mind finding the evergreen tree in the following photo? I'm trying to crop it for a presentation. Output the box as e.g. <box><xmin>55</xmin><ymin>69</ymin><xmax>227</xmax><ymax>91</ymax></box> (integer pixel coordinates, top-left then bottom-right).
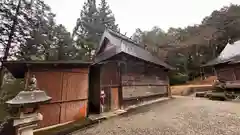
<box><xmin>15</xmin><ymin>0</ymin><xmax>55</xmax><ymax>60</ymax></box>
<box><xmin>73</xmin><ymin>0</ymin><xmax>119</xmax><ymax>61</ymax></box>
<box><xmin>72</xmin><ymin>0</ymin><xmax>99</xmax><ymax>61</ymax></box>
<box><xmin>73</xmin><ymin>0</ymin><xmax>99</xmax><ymax>41</ymax></box>
<box><xmin>0</xmin><ymin>0</ymin><xmax>76</xmax><ymax>61</ymax></box>
<box><xmin>0</xmin><ymin>0</ymin><xmax>27</xmax><ymax>59</ymax></box>
<box><xmin>48</xmin><ymin>24</ymin><xmax>75</xmax><ymax>60</ymax></box>
<box><xmin>98</xmin><ymin>0</ymin><xmax>118</xmax><ymax>31</ymax></box>
<box><xmin>0</xmin><ymin>0</ymin><xmax>55</xmax><ymax>60</ymax></box>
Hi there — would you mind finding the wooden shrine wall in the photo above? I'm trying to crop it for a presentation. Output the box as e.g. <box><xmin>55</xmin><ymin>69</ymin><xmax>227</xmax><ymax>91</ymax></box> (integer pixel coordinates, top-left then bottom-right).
<box><xmin>215</xmin><ymin>64</ymin><xmax>240</xmax><ymax>81</ymax></box>
<box><xmin>121</xmin><ymin>56</ymin><xmax>169</xmax><ymax>101</ymax></box>
<box><xmin>26</xmin><ymin>68</ymin><xmax>89</xmax><ymax>128</ymax></box>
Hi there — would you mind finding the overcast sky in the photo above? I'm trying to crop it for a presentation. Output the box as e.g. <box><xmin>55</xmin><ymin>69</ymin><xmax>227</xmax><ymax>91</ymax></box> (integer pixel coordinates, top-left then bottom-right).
<box><xmin>44</xmin><ymin>0</ymin><xmax>240</xmax><ymax>36</ymax></box>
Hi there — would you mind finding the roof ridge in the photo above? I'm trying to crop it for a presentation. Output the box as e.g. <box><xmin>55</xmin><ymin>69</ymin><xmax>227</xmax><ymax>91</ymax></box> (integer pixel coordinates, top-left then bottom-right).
<box><xmin>106</xmin><ymin>29</ymin><xmax>144</xmax><ymax>48</ymax></box>
<box><xmin>106</xmin><ymin>29</ymin><xmax>168</xmax><ymax>63</ymax></box>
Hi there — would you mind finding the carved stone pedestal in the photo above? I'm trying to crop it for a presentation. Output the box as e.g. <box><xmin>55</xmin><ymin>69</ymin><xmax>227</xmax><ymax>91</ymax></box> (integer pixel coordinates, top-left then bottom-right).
<box><xmin>14</xmin><ymin>112</ymin><xmax>43</xmax><ymax>135</ymax></box>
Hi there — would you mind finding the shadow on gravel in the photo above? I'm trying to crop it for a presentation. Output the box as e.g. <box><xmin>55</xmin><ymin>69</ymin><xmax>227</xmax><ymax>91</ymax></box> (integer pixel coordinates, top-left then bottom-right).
<box><xmin>120</xmin><ymin>98</ymin><xmax>176</xmax><ymax>118</ymax></box>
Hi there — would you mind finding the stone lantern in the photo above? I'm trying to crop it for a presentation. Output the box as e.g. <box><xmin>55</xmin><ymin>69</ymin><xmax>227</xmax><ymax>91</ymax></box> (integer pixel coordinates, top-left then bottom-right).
<box><xmin>6</xmin><ymin>75</ymin><xmax>51</xmax><ymax>135</ymax></box>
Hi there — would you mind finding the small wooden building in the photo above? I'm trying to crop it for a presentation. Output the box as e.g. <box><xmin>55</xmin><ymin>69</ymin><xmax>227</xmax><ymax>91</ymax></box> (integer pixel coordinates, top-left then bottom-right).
<box><xmin>88</xmin><ymin>29</ymin><xmax>174</xmax><ymax>114</ymax></box>
<box><xmin>3</xmin><ymin>60</ymin><xmax>91</xmax><ymax>128</ymax></box>
<box><xmin>3</xmin><ymin>30</ymin><xmax>174</xmax><ymax>129</ymax></box>
<box><xmin>203</xmin><ymin>40</ymin><xmax>240</xmax><ymax>83</ymax></box>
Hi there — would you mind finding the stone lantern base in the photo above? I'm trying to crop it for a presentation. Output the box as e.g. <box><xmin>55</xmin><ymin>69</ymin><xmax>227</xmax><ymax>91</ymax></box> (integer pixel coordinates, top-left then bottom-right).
<box><xmin>14</xmin><ymin>112</ymin><xmax>43</xmax><ymax>135</ymax></box>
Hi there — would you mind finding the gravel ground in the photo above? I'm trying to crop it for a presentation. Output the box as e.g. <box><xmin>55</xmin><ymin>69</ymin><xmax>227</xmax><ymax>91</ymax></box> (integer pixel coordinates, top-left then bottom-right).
<box><xmin>71</xmin><ymin>96</ymin><xmax>240</xmax><ymax>135</ymax></box>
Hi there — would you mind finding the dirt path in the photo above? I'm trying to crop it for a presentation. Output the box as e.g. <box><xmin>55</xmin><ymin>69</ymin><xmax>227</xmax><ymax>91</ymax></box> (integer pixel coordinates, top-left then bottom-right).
<box><xmin>71</xmin><ymin>97</ymin><xmax>240</xmax><ymax>135</ymax></box>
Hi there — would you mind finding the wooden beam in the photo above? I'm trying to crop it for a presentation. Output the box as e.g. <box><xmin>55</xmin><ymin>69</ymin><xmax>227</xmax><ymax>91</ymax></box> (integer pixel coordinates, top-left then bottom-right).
<box><xmin>166</xmin><ymin>75</ymin><xmax>171</xmax><ymax>97</ymax></box>
<box><xmin>100</xmin><ymin>84</ymin><xmax>120</xmax><ymax>88</ymax></box>
<box><xmin>59</xmin><ymin>72</ymin><xmax>64</xmax><ymax>123</ymax></box>
<box><xmin>47</xmin><ymin>98</ymin><xmax>88</xmax><ymax>104</ymax></box>
<box><xmin>233</xmin><ymin>68</ymin><xmax>237</xmax><ymax>81</ymax></box>
<box><xmin>24</xmin><ymin>64</ymin><xmax>30</xmax><ymax>89</ymax></box>
<box><xmin>118</xmin><ymin>62</ymin><xmax>123</xmax><ymax>109</ymax></box>
<box><xmin>123</xmin><ymin>93</ymin><xmax>165</xmax><ymax>101</ymax></box>
<box><xmin>213</xmin><ymin>67</ymin><xmax>217</xmax><ymax>77</ymax></box>
<box><xmin>122</xmin><ymin>84</ymin><xmax>168</xmax><ymax>86</ymax></box>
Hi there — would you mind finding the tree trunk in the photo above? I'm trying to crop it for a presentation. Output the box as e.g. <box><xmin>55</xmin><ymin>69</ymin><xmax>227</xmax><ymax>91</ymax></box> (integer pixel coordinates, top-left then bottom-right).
<box><xmin>0</xmin><ymin>0</ymin><xmax>22</xmax><ymax>95</ymax></box>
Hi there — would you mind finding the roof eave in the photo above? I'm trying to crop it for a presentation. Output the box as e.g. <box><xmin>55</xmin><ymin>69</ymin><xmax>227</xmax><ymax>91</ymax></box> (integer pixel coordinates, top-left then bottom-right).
<box><xmin>3</xmin><ymin>60</ymin><xmax>92</xmax><ymax>78</ymax></box>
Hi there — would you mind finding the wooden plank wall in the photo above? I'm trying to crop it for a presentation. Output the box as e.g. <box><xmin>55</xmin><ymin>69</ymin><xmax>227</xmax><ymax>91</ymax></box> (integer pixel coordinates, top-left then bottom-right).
<box><xmin>62</xmin><ymin>72</ymin><xmax>88</xmax><ymax>101</ymax></box>
<box><xmin>60</xmin><ymin>71</ymin><xmax>88</xmax><ymax>123</ymax></box>
<box><xmin>121</xmin><ymin>58</ymin><xmax>169</xmax><ymax>100</ymax></box>
<box><xmin>117</xmin><ymin>55</ymin><xmax>170</xmax><ymax>108</ymax></box>
<box><xmin>60</xmin><ymin>100</ymin><xmax>87</xmax><ymax>123</ymax></box>
<box><xmin>122</xmin><ymin>86</ymin><xmax>167</xmax><ymax>99</ymax></box>
<box><xmin>100</xmin><ymin>62</ymin><xmax>119</xmax><ymax>87</ymax></box>
<box><xmin>216</xmin><ymin>68</ymin><xmax>235</xmax><ymax>81</ymax></box>
<box><xmin>234</xmin><ymin>66</ymin><xmax>240</xmax><ymax>80</ymax></box>
<box><xmin>235</xmin><ymin>69</ymin><xmax>240</xmax><ymax>80</ymax></box>
<box><xmin>215</xmin><ymin>64</ymin><xmax>240</xmax><ymax>81</ymax></box>
<box><xmin>39</xmin><ymin>104</ymin><xmax>61</xmax><ymax>127</ymax></box>
<box><xmin>32</xmin><ymin>71</ymin><xmax>62</xmax><ymax>102</ymax></box>
<box><xmin>27</xmin><ymin>68</ymin><xmax>89</xmax><ymax>128</ymax></box>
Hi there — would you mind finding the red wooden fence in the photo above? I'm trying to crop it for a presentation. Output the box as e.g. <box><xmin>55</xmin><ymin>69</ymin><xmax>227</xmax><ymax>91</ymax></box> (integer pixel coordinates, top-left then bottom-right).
<box><xmin>27</xmin><ymin>68</ymin><xmax>89</xmax><ymax>128</ymax></box>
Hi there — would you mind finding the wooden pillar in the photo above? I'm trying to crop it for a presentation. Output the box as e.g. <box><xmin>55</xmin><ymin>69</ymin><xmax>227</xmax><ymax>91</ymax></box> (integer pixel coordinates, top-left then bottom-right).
<box><xmin>166</xmin><ymin>71</ymin><xmax>171</xmax><ymax>97</ymax></box>
<box><xmin>200</xmin><ymin>68</ymin><xmax>204</xmax><ymax>80</ymax></box>
<box><xmin>213</xmin><ymin>67</ymin><xmax>217</xmax><ymax>77</ymax></box>
<box><xmin>202</xmin><ymin>67</ymin><xmax>205</xmax><ymax>79</ymax></box>
<box><xmin>233</xmin><ymin>68</ymin><xmax>237</xmax><ymax>81</ymax></box>
<box><xmin>118</xmin><ymin>62</ymin><xmax>123</xmax><ymax>109</ymax></box>
<box><xmin>24</xmin><ymin>64</ymin><xmax>30</xmax><ymax>89</ymax></box>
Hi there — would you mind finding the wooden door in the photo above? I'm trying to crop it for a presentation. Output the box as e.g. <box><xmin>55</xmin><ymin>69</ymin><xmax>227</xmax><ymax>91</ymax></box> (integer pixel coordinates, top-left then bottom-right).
<box><xmin>111</xmin><ymin>88</ymin><xmax>119</xmax><ymax>111</ymax></box>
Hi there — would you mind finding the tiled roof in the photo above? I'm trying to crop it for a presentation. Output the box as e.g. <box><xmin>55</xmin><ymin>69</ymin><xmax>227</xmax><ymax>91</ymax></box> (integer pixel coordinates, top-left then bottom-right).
<box><xmin>95</xmin><ymin>29</ymin><xmax>174</xmax><ymax>70</ymax></box>
<box><xmin>202</xmin><ymin>40</ymin><xmax>240</xmax><ymax>67</ymax></box>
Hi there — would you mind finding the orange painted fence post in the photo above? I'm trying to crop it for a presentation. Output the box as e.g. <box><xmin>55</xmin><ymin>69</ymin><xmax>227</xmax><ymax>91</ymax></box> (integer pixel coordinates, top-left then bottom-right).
<box><xmin>74</xmin><ymin>104</ymin><xmax>87</xmax><ymax>120</ymax></box>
